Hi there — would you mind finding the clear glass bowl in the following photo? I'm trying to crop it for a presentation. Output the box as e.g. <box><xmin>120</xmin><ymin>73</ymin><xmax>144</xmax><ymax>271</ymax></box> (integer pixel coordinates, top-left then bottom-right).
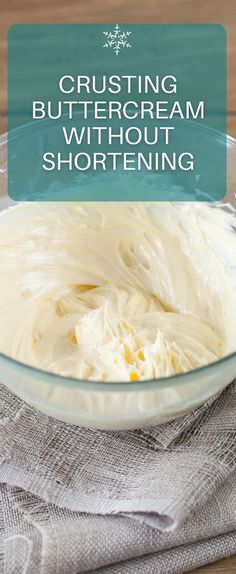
<box><xmin>0</xmin><ymin>123</ymin><xmax>236</xmax><ymax>430</ymax></box>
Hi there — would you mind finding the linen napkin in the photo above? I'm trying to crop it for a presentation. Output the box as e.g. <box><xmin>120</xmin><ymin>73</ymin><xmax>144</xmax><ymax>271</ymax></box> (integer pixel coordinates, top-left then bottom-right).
<box><xmin>0</xmin><ymin>379</ymin><xmax>236</xmax><ymax>573</ymax></box>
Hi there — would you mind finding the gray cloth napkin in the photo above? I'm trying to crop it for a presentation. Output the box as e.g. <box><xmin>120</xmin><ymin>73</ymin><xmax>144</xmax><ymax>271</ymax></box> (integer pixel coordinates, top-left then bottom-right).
<box><xmin>0</xmin><ymin>380</ymin><xmax>236</xmax><ymax>573</ymax></box>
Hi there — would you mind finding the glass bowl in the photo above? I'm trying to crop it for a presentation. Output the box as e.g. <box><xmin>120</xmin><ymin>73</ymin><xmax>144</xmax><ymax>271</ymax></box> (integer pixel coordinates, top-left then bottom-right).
<box><xmin>0</xmin><ymin>123</ymin><xmax>236</xmax><ymax>430</ymax></box>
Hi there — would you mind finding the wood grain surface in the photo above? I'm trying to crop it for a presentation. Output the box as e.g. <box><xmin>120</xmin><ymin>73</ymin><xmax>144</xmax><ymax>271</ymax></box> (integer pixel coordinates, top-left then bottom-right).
<box><xmin>0</xmin><ymin>1</ymin><xmax>236</xmax><ymax>573</ymax></box>
<box><xmin>0</xmin><ymin>0</ymin><xmax>236</xmax><ymax>136</ymax></box>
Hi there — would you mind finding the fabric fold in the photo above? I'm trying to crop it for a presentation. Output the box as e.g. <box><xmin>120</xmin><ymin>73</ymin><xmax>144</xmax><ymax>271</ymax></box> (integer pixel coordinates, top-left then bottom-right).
<box><xmin>0</xmin><ymin>380</ymin><xmax>236</xmax><ymax>572</ymax></box>
<box><xmin>1</xmin><ymin>481</ymin><xmax>236</xmax><ymax>574</ymax></box>
<box><xmin>1</xmin><ymin>383</ymin><xmax>236</xmax><ymax>529</ymax></box>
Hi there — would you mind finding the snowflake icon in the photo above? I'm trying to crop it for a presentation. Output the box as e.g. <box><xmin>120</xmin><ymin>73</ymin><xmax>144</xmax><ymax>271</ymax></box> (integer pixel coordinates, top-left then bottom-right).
<box><xmin>103</xmin><ymin>24</ymin><xmax>132</xmax><ymax>56</ymax></box>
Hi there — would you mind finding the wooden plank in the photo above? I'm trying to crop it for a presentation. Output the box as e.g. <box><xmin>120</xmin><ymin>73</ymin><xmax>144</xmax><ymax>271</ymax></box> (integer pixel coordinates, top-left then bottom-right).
<box><xmin>191</xmin><ymin>553</ymin><xmax>236</xmax><ymax>573</ymax></box>
<box><xmin>0</xmin><ymin>0</ymin><xmax>235</xmax><ymax>135</ymax></box>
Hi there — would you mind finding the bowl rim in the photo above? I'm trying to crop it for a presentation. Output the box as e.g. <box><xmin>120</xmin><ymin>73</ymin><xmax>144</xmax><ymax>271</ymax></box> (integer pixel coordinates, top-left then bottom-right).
<box><xmin>0</xmin><ymin>345</ymin><xmax>236</xmax><ymax>393</ymax></box>
<box><xmin>1</xmin><ymin>113</ymin><xmax>236</xmax><ymax>146</ymax></box>
<box><xmin>0</xmin><ymin>122</ymin><xmax>236</xmax><ymax>393</ymax></box>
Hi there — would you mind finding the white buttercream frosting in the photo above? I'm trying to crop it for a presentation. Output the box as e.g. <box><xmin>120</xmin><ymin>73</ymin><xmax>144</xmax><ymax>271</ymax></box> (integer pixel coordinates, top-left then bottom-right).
<box><xmin>0</xmin><ymin>202</ymin><xmax>235</xmax><ymax>382</ymax></box>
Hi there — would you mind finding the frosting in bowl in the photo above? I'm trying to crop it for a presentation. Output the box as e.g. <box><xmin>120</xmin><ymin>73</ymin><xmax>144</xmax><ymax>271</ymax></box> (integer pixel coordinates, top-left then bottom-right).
<box><xmin>0</xmin><ymin>202</ymin><xmax>235</xmax><ymax>382</ymax></box>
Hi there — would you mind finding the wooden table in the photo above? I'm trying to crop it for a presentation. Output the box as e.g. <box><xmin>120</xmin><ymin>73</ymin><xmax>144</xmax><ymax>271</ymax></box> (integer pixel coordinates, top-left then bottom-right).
<box><xmin>0</xmin><ymin>1</ymin><xmax>235</xmax><ymax>572</ymax></box>
<box><xmin>0</xmin><ymin>0</ymin><xmax>236</xmax><ymax>137</ymax></box>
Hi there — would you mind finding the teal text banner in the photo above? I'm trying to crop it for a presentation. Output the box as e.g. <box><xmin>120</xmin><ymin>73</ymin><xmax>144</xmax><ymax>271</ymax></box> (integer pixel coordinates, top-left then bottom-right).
<box><xmin>8</xmin><ymin>24</ymin><xmax>226</xmax><ymax>201</ymax></box>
